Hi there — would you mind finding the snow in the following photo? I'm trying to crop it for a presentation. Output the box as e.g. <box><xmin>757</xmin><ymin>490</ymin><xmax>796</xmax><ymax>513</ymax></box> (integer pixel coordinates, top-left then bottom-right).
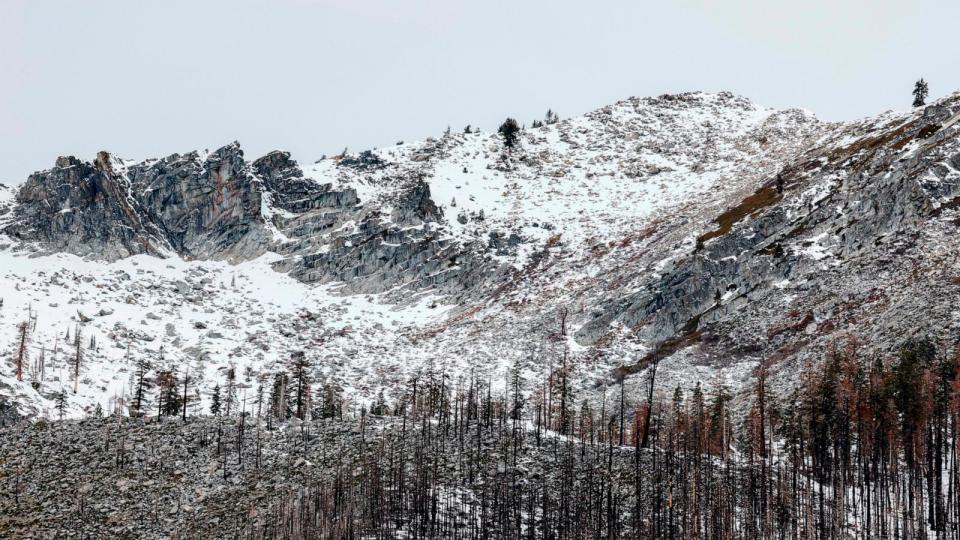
<box><xmin>0</xmin><ymin>247</ymin><xmax>452</xmax><ymax>418</ymax></box>
<box><xmin>0</xmin><ymin>91</ymin><xmax>832</xmax><ymax>420</ymax></box>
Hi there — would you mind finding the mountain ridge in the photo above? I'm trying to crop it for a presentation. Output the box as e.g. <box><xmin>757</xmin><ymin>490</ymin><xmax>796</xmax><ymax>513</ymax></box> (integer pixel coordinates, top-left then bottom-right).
<box><xmin>2</xmin><ymin>89</ymin><xmax>960</xmax><ymax>423</ymax></box>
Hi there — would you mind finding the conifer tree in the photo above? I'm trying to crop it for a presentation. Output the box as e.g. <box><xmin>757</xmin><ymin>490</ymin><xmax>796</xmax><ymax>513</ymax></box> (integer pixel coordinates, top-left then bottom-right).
<box><xmin>181</xmin><ymin>364</ymin><xmax>190</xmax><ymax>421</ymax></box>
<box><xmin>290</xmin><ymin>352</ymin><xmax>311</xmax><ymax>420</ymax></box>
<box><xmin>130</xmin><ymin>358</ymin><xmax>153</xmax><ymax>416</ymax></box>
<box><xmin>913</xmin><ymin>78</ymin><xmax>929</xmax><ymax>107</ymax></box>
<box><xmin>210</xmin><ymin>384</ymin><xmax>222</xmax><ymax>416</ymax></box>
<box><xmin>72</xmin><ymin>325</ymin><xmax>82</xmax><ymax>394</ymax></box>
<box><xmin>224</xmin><ymin>366</ymin><xmax>237</xmax><ymax>416</ymax></box>
<box><xmin>498</xmin><ymin>118</ymin><xmax>520</xmax><ymax>149</ymax></box>
<box><xmin>270</xmin><ymin>372</ymin><xmax>291</xmax><ymax>421</ymax></box>
<box><xmin>370</xmin><ymin>389</ymin><xmax>389</xmax><ymax>416</ymax></box>
<box><xmin>156</xmin><ymin>369</ymin><xmax>181</xmax><ymax>417</ymax></box>
<box><xmin>54</xmin><ymin>390</ymin><xmax>67</xmax><ymax>420</ymax></box>
<box><xmin>318</xmin><ymin>382</ymin><xmax>341</xmax><ymax>420</ymax></box>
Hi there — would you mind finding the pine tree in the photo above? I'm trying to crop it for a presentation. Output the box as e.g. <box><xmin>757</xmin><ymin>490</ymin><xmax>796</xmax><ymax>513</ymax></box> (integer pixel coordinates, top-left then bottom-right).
<box><xmin>156</xmin><ymin>369</ymin><xmax>181</xmax><ymax>417</ymax></box>
<box><xmin>318</xmin><ymin>382</ymin><xmax>341</xmax><ymax>420</ymax></box>
<box><xmin>370</xmin><ymin>389</ymin><xmax>389</xmax><ymax>416</ymax></box>
<box><xmin>640</xmin><ymin>356</ymin><xmax>660</xmax><ymax>448</ymax></box>
<box><xmin>181</xmin><ymin>364</ymin><xmax>190</xmax><ymax>421</ymax></box>
<box><xmin>210</xmin><ymin>384</ymin><xmax>222</xmax><ymax>416</ymax></box>
<box><xmin>131</xmin><ymin>357</ymin><xmax>153</xmax><ymax>416</ymax></box>
<box><xmin>54</xmin><ymin>390</ymin><xmax>68</xmax><ymax>420</ymax></box>
<box><xmin>498</xmin><ymin>118</ymin><xmax>520</xmax><ymax>149</ymax></box>
<box><xmin>708</xmin><ymin>383</ymin><xmax>731</xmax><ymax>457</ymax></box>
<box><xmin>290</xmin><ymin>352</ymin><xmax>311</xmax><ymax>420</ymax></box>
<box><xmin>72</xmin><ymin>325</ymin><xmax>82</xmax><ymax>394</ymax></box>
<box><xmin>270</xmin><ymin>372</ymin><xmax>291</xmax><ymax>421</ymax></box>
<box><xmin>224</xmin><ymin>366</ymin><xmax>237</xmax><ymax>416</ymax></box>
<box><xmin>556</xmin><ymin>355</ymin><xmax>573</xmax><ymax>435</ymax></box>
<box><xmin>913</xmin><ymin>78</ymin><xmax>929</xmax><ymax>107</ymax></box>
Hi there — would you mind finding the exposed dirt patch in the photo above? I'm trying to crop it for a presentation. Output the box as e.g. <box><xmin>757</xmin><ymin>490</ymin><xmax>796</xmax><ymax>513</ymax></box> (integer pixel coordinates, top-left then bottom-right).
<box><xmin>696</xmin><ymin>186</ymin><xmax>781</xmax><ymax>250</ymax></box>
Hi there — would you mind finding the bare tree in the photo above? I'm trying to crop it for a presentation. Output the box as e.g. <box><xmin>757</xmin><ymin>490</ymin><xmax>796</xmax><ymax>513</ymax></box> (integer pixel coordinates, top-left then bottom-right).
<box><xmin>181</xmin><ymin>363</ymin><xmax>191</xmax><ymax>421</ymax></box>
<box><xmin>13</xmin><ymin>321</ymin><xmax>28</xmax><ymax>381</ymax></box>
<box><xmin>639</xmin><ymin>356</ymin><xmax>659</xmax><ymax>449</ymax></box>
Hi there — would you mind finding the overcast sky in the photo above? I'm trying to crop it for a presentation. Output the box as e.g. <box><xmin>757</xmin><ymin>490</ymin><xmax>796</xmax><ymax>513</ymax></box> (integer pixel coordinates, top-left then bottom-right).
<box><xmin>2</xmin><ymin>0</ymin><xmax>959</xmax><ymax>184</ymax></box>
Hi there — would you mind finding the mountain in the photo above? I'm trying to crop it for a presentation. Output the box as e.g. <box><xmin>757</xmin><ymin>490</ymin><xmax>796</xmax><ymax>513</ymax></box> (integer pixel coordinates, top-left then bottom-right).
<box><xmin>2</xmin><ymin>90</ymin><xmax>959</xmax><ymax>423</ymax></box>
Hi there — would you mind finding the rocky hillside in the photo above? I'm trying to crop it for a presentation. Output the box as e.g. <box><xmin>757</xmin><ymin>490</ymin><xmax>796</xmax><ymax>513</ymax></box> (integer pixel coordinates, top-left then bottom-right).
<box><xmin>2</xmin><ymin>90</ymin><xmax>960</xmax><ymax>421</ymax></box>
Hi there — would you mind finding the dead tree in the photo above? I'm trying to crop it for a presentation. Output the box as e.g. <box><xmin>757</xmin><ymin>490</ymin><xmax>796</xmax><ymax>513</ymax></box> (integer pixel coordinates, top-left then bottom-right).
<box><xmin>181</xmin><ymin>364</ymin><xmax>191</xmax><ymax>421</ymax></box>
<box><xmin>14</xmin><ymin>321</ymin><xmax>28</xmax><ymax>381</ymax></box>
<box><xmin>640</xmin><ymin>356</ymin><xmax>659</xmax><ymax>449</ymax></box>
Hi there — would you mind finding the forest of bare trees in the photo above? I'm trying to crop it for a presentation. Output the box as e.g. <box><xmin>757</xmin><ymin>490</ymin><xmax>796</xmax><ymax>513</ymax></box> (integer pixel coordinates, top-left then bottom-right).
<box><xmin>11</xmin><ymin>311</ymin><xmax>960</xmax><ymax>538</ymax></box>
<box><xmin>225</xmin><ymin>338</ymin><xmax>960</xmax><ymax>539</ymax></box>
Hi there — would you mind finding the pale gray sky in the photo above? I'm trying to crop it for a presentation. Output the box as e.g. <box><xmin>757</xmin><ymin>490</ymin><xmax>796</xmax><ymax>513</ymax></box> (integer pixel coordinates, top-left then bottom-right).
<box><xmin>2</xmin><ymin>0</ymin><xmax>958</xmax><ymax>184</ymax></box>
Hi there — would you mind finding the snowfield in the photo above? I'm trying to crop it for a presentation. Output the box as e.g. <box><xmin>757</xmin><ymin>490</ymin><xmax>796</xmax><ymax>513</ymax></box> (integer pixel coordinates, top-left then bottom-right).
<box><xmin>0</xmin><ymin>248</ymin><xmax>454</xmax><ymax>418</ymax></box>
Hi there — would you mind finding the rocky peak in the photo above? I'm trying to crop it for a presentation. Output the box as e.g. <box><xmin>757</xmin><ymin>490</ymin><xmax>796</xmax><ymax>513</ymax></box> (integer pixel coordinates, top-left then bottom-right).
<box><xmin>54</xmin><ymin>155</ymin><xmax>84</xmax><ymax>168</ymax></box>
<box><xmin>252</xmin><ymin>150</ymin><xmax>358</xmax><ymax>212</ymax></box>
<box><xmin>7</xmin><ymin>153</ymin><xmax>168</xmax><ymax>259</ymax></box>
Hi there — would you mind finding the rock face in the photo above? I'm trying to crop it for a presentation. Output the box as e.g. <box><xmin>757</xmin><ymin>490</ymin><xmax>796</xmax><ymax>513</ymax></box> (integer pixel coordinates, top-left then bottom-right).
<box><xmin>126</xmin><ymin>143</ymin><xmax>272</xmax><ymax>260</ymax></box>
<box><xmin>3</xmin><ymin>143</ymin><xmax>483</xmax><ymax>292</ymax></box>
<box><xmin>276</xmin><ymin>179</ymin><xmax>491</xmax><ymax>295</ymax></box>
<box><xmin>9</xmin><ymin>152</ymin><xmax>169</xmax><ymax>259</ymax></box>
<box><xmin>575</xmin><ymin>98</ymin><xmax>960</xmax><ymax>386</ymax></box>
<box><xmin>252</xmin><ymin>150</ymin><xmax>358</xmax><ymax>213</ymax></box>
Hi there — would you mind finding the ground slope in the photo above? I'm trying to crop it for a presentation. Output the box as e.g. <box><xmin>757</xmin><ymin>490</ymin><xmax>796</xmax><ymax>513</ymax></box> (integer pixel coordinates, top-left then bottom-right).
<box><xmin>3</xmin><ymin>90</ymin><xmax>959</xmax><ymax>421</ymax></box>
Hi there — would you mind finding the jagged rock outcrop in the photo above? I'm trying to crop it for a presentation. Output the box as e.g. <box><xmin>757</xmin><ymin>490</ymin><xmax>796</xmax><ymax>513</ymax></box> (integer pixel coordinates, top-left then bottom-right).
<box><xmin>127</xmin><ymin>143</ymin><xmax>272</xmax><ymax>260</ymax></box>
<box><xmin>6</xmin><ymin>144</ymin><xmax>279</xmax><ymax>260</ymax></box>
<box><xmin>278</xmin><ymin>180</ymin><xmax>493</xmax><ymax>295</ymax></box>
<box><xmin>391</xmin><ymin>180</ymin><xmax>443</xmax><ymax>225</ymax></box>
<box><xmin>7</xmin><ymin>152</ymin><xmax>169</xmax><ymax>259</ymax></box>
<box><xmin>3</xmin><ymin>141</ymin><xmax>493</xmax><ymax>296</ymax></box>
<box><xmin>252</xmin><ymin>150</ymin><xmax>358</xmax><ymax>212</ymax></box>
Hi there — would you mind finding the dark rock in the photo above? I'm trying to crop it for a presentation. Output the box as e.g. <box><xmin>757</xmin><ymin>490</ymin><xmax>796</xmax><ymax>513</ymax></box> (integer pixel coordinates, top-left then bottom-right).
<box><xmin>338</xmin><ymin>150</ymin><xmax>386</xmax><ymax>171</ymax></box>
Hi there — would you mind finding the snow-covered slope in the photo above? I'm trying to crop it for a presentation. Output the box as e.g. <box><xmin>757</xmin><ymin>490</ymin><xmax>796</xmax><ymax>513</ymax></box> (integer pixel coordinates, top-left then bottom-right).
<box><xmin>305</xmin><ymin>92</ymin><xmax>815</xmax><ymax>261</ymax></box>
<box><xmin>4</xmin><ymin>89</ymin><xmax>960</xmax><ymax>421</ymax></box>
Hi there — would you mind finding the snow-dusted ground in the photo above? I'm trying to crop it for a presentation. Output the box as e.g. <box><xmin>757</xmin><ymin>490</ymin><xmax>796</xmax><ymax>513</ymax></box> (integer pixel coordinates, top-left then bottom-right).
<box><xmin>306</xmin><ymin>92</ymin><xmax>801</xmax><ymax>261</ymax></box>
<box><xmin>0</xmin><ymin>248</ymin><xmax>456</xmax><ymax>418</ymax></box>
<box><xmin>0</xmin><ymin>91</ymin><xmax>833</xmax><ymax>419</ymax></box>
